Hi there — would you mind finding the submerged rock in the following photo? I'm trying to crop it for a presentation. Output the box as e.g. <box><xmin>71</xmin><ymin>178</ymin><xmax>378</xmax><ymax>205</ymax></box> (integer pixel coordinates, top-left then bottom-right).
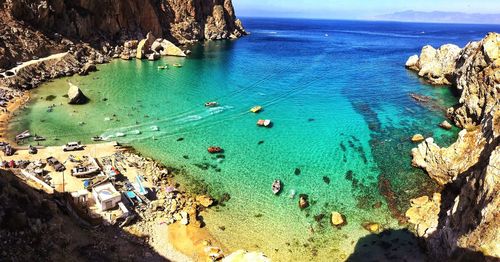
<box><xmin>362</xmin><ymin>222</ymin><xmax>381</xmax><ymax>233</ymax></box>
<box><xmin>299</xmin><ymin>194</ymin><xmax>309</xmax><ymax>209</ymax></box>
<box><xmin>411</xmin><ymin>134</ymin><xmax>425</xmax><ymax>143</ymax></box>
<box><xmin>196</xmin><ymin>195</ymin><xmax>214</xmax><ymax>208</ymax></box>
<box><xmin>439</xmin><ymin>120</ymin><xmax>452</xmax><ymax>130</ymax></box>
<box><xmin>330</xmin><ymin>211</ymin><xmax>345</xmax><ymax>227</ymax></box>
<box><xmin>67</xmin><ymin>82</ymin><xmax>89</xmax><ymax>104</ymax></box>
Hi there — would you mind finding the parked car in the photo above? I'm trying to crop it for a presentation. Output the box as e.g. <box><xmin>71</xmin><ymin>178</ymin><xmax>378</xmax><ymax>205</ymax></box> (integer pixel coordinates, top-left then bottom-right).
<box><xmin>3</xmin><ymin>145</ymin><xmax>14</xmax><ymax>156</ymax></box>
<box><xmin>46</xmin><ymin>156</ymin><xmax>66</xmax><ymax>172</ymax></box>
<box><xmin>63</xmin><ymin>142</ymin><xmax>84</xmax><ymax>152</ymax></box>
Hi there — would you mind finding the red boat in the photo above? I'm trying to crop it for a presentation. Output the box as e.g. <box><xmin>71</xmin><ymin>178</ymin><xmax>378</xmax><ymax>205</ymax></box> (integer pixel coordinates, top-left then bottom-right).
<box><xmin>207</xmin><ymin>146</ymin><xmax>223</xmax><ymax>154</ymax></box>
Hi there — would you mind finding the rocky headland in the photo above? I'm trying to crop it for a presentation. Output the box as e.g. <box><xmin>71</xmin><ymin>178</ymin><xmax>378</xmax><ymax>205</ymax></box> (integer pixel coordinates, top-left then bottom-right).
<box><xmin>406</xmin><ymin>33</ymin><xmax>499</xmax><ymax>260</ymax></box>
<box><xmin>0</xmin><ymin>0</ymin><xmax>247</xmax><ymax>90</ymax></box>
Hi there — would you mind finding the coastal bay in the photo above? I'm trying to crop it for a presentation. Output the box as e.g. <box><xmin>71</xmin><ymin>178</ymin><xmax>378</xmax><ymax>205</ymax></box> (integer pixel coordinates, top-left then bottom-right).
<box><xmin>6</xmin><ymin>19</ymin><xmax>498</xmax><ymax>261</ymax></box>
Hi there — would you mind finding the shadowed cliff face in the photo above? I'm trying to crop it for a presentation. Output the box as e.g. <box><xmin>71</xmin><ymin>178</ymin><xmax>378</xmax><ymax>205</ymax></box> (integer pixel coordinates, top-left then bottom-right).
<box><xmin>4</xmin><ymin>0</ymin><xmax>245</xmax><ymax>43</ymax></box>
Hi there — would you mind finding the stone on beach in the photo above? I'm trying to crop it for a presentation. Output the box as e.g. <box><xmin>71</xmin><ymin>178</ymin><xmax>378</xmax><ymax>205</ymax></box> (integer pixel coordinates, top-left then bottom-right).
<box><xmin>79</xmin><ymin>62</ymin><xmax>97</xmax><ymax>76</ymax></box>
<box><xmin>67</xmin><ymin>82</ymin><xmax>89</xmax><ymax>104</ymax></box>
<box><xmin>196</xmin><ymin>195</ymin><xmax>214</xmax><ymax>208</ymax></box>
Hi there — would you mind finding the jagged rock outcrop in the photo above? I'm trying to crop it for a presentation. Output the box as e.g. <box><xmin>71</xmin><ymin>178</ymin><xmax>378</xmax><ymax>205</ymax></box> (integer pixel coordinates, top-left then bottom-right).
<box><xmin>448</xmin><ymin>33</ymin><xmax>500</xmax><ymax>128</ymax></box>
<box><xmin>405</xmin><ymin>194</ymin><xmax>441</xmax><ymax>238</ymax></box>
<box><xmin>406</xmin><ymin>44</ymin><xmax>461</xmax><ymax>85</ymax></box>
<box><xmin>408</xmin><ymin>33</ymin><xmax>500</xmax><ymax>261</ymax></box>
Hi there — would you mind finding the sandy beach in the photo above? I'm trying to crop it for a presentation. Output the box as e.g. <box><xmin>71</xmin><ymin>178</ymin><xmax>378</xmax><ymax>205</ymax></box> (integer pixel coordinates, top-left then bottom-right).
<box><xmin>0</xmin><ymin>89</ymin><xmax>231</xmax><ymax>262</ymax></box>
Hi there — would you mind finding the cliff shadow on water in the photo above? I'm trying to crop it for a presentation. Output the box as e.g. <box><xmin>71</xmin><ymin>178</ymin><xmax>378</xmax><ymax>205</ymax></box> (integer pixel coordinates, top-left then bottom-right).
<box><xmin>346</xmin><ymin>228</ymin><xmax>496</xmax><ymax>262</ymax></box>
<box><xmin>0</xmin><ymin>170</ymin><xmax>172</xmax><ymax>262</ymax></box>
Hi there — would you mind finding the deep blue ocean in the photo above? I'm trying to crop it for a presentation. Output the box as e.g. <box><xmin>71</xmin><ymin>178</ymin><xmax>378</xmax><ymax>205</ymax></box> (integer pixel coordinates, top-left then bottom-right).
<box><xmin>10</xmin><ymin>18</ymin><xmax>500</xmax><ymax>261</ymax></box>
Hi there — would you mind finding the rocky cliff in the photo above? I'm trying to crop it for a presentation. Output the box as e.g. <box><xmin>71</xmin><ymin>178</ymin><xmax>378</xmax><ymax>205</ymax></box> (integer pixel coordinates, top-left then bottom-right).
<box><xmin>0</xmin><ymin>0</ymin><xmax>246</xmax><ymax>69</ymax></box>
<box><xmin>407</xmin><ymin>33</ymin><xmax>499</xmax><ymax>260</ymax></box>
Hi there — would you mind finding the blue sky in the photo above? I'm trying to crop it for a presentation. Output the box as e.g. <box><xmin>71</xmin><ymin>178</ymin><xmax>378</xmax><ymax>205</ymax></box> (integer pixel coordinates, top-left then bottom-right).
<box><xmin>233</xmin><ymin>0</ymin><xmax>500</xmax><ymax>19</ymax></box>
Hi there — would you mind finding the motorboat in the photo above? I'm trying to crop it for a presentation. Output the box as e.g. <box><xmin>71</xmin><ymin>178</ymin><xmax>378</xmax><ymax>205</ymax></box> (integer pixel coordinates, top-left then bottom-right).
<box><xmin>272</xmin><ymin>180</ymin><xmax>282</xmax><ymax>195</ymax></box>
<box><xmin>15</xmin><ymin>130</ymin><xmax>31</xmax><ymax>141</ymax></box>
<box><xmin>150</xmin><ymin>126</ymin><xmax>159</xmax><ymax>131</ymax></box>
<box><xmin>250</xmin><ymin>106</ymin><xmax>262</xmax><ymax>113</ymax></box>
<box><xmin>92</xmin><ymin>136</ymin><xmax>104</xmax><ymax>142</ymax></box>
<box><xmin>157</xmin><ymin>65</ymin><xmax>168</xmax><ymax>70</ymax></box>
<box><xmin>207</xmin><ymin>146</ymin><xmax>223</xmax><ymax>154</ymax></box>
<box><xmin>130</xmin><ymin>130</ymin><xmax>141</xmax><ymax>135</ymax></box>
<box><xmin>172</xmin><ymin>63</ymin><xmax>183</xmax><ymax>68</ymax></box>
<box><xmin>33</xmin><ymin>135</ymin><xmax>46</xmax><ymax>141</ymax></box>
<box><xmin>205</xmin><ymin>101</ymin><xmax>218</xmax><ymax>107</ymax></box>
<box><xmin>257</xmin><ymin>119</ymin><xmax>272</xmax><ymax>127</ymax></box>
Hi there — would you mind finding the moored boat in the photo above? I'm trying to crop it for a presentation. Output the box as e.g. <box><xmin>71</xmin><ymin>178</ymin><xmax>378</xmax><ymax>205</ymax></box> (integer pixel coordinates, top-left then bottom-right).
<box><xmin>172</xmin><ymin>63</ymin><xmax>183</xmax><ymax>68</ymax></box>
<box><xmin>92</xmin><ymin>136</ymin><xmax>104</xmax><ymax>142</ymax></box>
<box><xmin>157</xmin><ymin>65</ymin><xmax>168</xmax><ymax>70</ymax></box>
<box><xmin>257</xmin><ymin>119</ymin><xmax>272</xmax><ymax>127</ymax></box>
<box><xmin>207</xmin><ymin>146</ymin><xmax>223</xmax><ymax>154</ymax></box>
<box><xmin>250</xmin><ymin>106</ymin><xmax>262</xmax><ymax>113</ymax></box>
<box><xmin>205</xmin><ymin>101</ymin><xmax>218</xmax><ymax>107</ymax></box>
<box><xmin>33</xmin><ymin>135</ymin><xmax>46</xmax><ymax>141</ymax></box>
<box><xmin>15</xmin><ymin>130</ymin><xmax>31</xmax><ymax>141</ymax></box>
<box><xmin>272</xmin><ymin>179</ymin><xmax>282</xmax><ymax>194</ymax></box>
<box><xmin>150</xmin><ymin>126</ymin><xmax>159</xmax><ymax>131</ymax></box>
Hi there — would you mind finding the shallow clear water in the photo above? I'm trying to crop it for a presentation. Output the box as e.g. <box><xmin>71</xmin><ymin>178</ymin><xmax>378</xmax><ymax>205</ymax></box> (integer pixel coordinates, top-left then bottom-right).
<box><xmin>10</xmin><ymin>19</ymin><xmax>500</xmax><ymax>261</ymax></box>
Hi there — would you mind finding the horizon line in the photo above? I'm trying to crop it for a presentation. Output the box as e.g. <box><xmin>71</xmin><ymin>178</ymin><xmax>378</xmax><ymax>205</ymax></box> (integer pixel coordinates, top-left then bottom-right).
<box><xmin>237</xmin><ymin>16</ymin><xmax>500</xmax><ymax>26</ymax></box>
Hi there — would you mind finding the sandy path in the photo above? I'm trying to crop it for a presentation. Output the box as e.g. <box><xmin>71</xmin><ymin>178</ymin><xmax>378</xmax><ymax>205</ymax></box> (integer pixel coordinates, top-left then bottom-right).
<box><xmin>0</xmin><ymin>52</ymin><xmax>69</xmax><ymax>78</ymax></box>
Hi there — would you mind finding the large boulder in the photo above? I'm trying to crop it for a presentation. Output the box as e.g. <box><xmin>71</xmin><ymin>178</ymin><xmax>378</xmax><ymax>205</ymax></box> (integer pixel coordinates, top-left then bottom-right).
<box><xmin>136</xmin><ymin>32</ymin><xmax>156</xmax><ymax>59</ymax></box>
<box><xmin>79</xmin><ymin>62</ymin><xmax>97</xmax><ymax>76</ymax></box>
<box><xmin>67</xmin><ymin>82</ymin><xmax>89</xmax><ymax>104</ymax></box>
<box><xmin>405</xmin><ymin>194</ymin><xmax>441</xmax><ymax>237</ymax></box>
<box><xmin>151</xmin><ymin>39</ymin><xmax>186</xmax><ymax>57</ymax></box>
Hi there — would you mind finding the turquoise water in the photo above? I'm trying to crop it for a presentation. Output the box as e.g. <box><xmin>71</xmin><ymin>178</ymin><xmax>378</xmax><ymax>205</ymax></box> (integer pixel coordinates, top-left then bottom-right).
<box><xmin>10</xmin><ymin>19</ymin><xmax>499</xmax><ymax>261</ymax></box>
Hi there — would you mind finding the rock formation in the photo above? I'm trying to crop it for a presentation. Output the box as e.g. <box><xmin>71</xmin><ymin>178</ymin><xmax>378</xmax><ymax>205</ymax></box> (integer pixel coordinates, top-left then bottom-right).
<box><xmin>407</xmin><ymin>33</ymin><xmax>499</xmax><ymax>260</ymax></box>
<box><xmin>405</xmin><ymin>44</ymin><xmax>461</xmax><ymax>85</ymax></box>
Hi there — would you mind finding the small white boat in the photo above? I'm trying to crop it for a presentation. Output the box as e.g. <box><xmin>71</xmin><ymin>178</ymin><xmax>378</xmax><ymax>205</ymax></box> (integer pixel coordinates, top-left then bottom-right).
<box><xmin>205</xmin><ymin>101</ymin><xmax>218</xmax><ymax>107</ymax></box>
<box><xmin>289</xmin><ymin>189</ymin><xmax>296</xmax><ymax>199</ymax></box>
<box><xmin>130</xmin><ymin>130</ymin><xmax>141</xmax><ymax>135</ymax></box>
<box><xmin>16</xmin><ymin>130</ymin><xmax>31</xmax><ymax>140</ymax></box>
<box><xmin>151</xmin><ymin>126</ymin><xmax>159</xmax><ymax>131</ymax></box>
<box><xmin>272</xmin><ymin>180</ymin><xmax>282</xmax><ymax>195</ymax></box>
<box><xmin>92</xmin><ymin>136</ymin><xmax>104</xmax><ymax>142</ymax></box>
<box><xmin>257</xmin><ymin>119</ymin><xmax>272</xmax><ymax>127</ymax></box>
<box><xmin>116</xmin><ymin>132</ymin><xmax>126</xmax><ymax>137</ymax></box>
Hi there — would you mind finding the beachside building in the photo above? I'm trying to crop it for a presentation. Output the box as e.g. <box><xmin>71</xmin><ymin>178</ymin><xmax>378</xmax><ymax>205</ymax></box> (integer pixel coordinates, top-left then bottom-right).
<box><xmin>92</xmin><ymin>182</ymin><xmax>121</xmax><ymax>211</ymax></box>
